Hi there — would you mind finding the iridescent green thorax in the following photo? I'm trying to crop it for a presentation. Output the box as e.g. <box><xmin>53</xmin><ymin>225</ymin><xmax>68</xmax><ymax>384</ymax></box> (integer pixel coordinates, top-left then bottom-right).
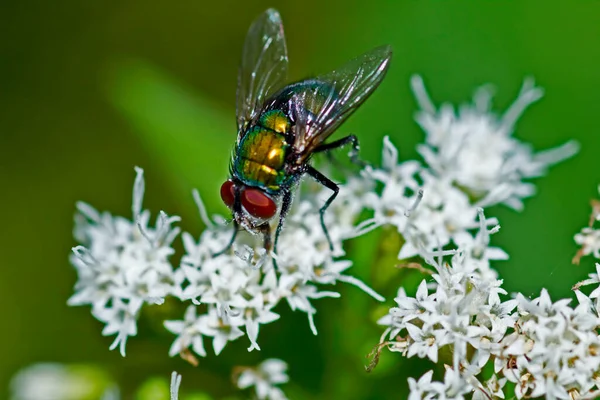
<box><xmin>232</xmin><ymin>110</ymin><xmax>291</xmax><ymax>192</ymax></box>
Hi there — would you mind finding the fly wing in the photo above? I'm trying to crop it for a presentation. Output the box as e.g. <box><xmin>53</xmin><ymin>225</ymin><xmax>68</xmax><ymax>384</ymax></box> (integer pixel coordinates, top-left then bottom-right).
<box><xmin>292</xmin><ymin>45</ymin><xmax>392</xmax><ymax>159</ymax></box>
<box><xmin>236</xmin><ymin>9</ymin><xmax>289</xmax><ymax>135</ymax></box>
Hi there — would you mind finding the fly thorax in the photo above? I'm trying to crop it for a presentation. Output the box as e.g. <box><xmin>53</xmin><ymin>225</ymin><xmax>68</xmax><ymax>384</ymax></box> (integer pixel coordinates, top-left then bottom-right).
<box><xmin>234</xmin><ymin>119</ymin><xmax>291</xmax><ymax>190</ymax></box>
<box><xmin>259</xmin><ymin>109</ymin><xmax>290</xmax><ymax>134</ymax></box>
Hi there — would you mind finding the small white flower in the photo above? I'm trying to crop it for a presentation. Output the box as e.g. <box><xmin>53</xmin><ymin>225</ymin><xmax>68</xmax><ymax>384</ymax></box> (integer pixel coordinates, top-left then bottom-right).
<box><xmin>197</xmin><ymin>306</ymin><xmax>245</xmax><ymax>356</ymax></box>
<box><xmin>407</xmin><ymin>370</ymin><xmax>435</xmax><ymax>400</ymax></box>
<box><xmin>230</xmin><ymin>292</ymin><xmax>280</xmax><ymax>351</ymax></box>
<box><xmin>472</xmin><ymin>374</ymin><xmax>507</xmax><ymax>400</ymax></box>
<box><xmin>164</xmin><ymin>305</ymin><xmax>207</xmax><ymax>358</ymax></box>
<box><xmin>408</xmin><ymin>368</ymin><xmax>472</xmax><ymax>400</ymax></box>
<box><xmin>575</xmin><ymin>228</ymin><xmax>600</xmax><ymax>260</ymax></box>
<box><xmin>405</xmin><ymin>322</ymin><xmax>442</xmax><ymax>362</ymax></box>
<box><xmin>92</xmin><ymin>297</ymin><xmax>140</xmax><ymax>357</ymax></box>
<box><xmin>279</xmin><ymin>272</ymin><xmax>340</xmax><ymax>335</ymax></box>
<box><xmin>200</xmin><ymin>263</ymin><xmax>251</xmax><ymax>316</ymax></box>
<box><xmin>235</xmin><ymin>359</ymin><xmax>289</xmax><ymax>400</ymax></box>
<box><xmin>573</xmin><ymin>190</ymin><xmax>600</xmax><ymax>265</ymax></box>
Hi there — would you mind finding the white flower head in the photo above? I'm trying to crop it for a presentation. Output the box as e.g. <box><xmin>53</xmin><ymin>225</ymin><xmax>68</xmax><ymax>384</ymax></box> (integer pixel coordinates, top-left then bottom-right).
<box><xmin>68</xmin><ymin>167</ymin><xmax>181</xmax><ymax>356</ymax></box>
<box><xmin>411</xmin><ymin>75</ymin><xmax>578</xmax><ymax>211</ymax></box>
<box><xmin>167</xmin><ymin>174</ymin><xmax>384</xmax><ymax>355</ymax></box>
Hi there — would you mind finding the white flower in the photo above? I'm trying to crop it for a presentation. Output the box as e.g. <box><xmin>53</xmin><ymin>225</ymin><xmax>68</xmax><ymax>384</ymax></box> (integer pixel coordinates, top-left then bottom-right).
<box><xmin>278</xmin><ymin>271</ymin><xmax>340</xmax><ymax>335</ymax></box>
<box><xmin>364</xmin><ymin>78</ymin><xmax>576</xmax><ymax>264</ymax></box>
<box><xmin>408</xmin><ymin>369</ymin><xmax>473</xmax><ymax>400</ymax></box>
<box><xmin>200</xmin><ymin>261</ymin><xmax>252</xmax><ymax>316</ymax></box>
<box><xmin>368</xmin><ymin>75</ymin><xmax>594</xmax><ymax>400</ymax></box>
<box><xmin>235</xmin><ymin>359</ymin><xmax>289</xmax><ymax>400</ymax></box>
<box><xmin>408</xmin><ymin>370</ymin><xmax>436</xmax><ymax>400</ymax></box>
<box><xmin>404</xmin><ymin>322</ymin><xmax>443</xmax><ymax>363</ymax></box>
<box><xmin>574</xmin><ymin>263</ymin><xmax>600</xmax><ymax>310</ymax></box>
<box><xmin>68</xmin><ymin>167</ymin><xmax>181</xmax><ymax>356</ymax></box>
<box><xmin>10</xmin><ymin>363</ymin><xmax>114</xmax><ymax>400</ymax></box>
<box><xmin>230</xmin><ymin>292</ymin><xmax>280</xmax><ymax>351</ymax></box>
<box><xmin>575</xmin><ymin>228</ymin><xmax>600</xmax><ymax>260</ymax></box>
<box><xmin>92</xmin><ymin>297</ymin><xmax>140</xmax><ymax>357</ymax></box>
<box><xmin>472</xmin><ymin>374</ymin><xmax>507</xmax><ymax>400</ymax></box>
<box><xmin>164</xmin><ymin>305</ymin><xmax>207</xmax><ymax>358</ymax></box>
<box><xmin>197</xmin><ymin>306</ymin><xmax>245</xmax><ymax>356</ymax></box>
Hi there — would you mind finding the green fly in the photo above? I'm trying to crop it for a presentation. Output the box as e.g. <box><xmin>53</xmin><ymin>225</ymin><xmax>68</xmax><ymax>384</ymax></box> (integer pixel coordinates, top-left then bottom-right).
<box><xmin>218</xmin><ymin>8</ymin><xmax>392</xmax><ymax>255</ymax></box>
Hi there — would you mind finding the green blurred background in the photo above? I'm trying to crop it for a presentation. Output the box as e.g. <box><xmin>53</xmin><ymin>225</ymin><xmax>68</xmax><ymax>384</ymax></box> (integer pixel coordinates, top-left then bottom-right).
<box><xmin>1</xmin><ymin>0</ymin><xmax>599</xmax><ymax>398</ymax></box>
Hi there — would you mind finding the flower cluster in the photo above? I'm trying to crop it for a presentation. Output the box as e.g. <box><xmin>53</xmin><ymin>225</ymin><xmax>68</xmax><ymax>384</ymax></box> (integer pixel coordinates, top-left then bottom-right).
<box><xmin>69</xmin><ymin>167</ymin><xmax>182</xmax><ymax>356</ymax></box>
<box><xmin>377</xmin><ymin>217</ymin><xmax>600</xmax><ymax>399</ymax></box>
<box><xmin>161</xmin><ymin>171</ymin><xmax>385</xmax><ymax>360</ymax></box>
<box><xmin>71</xmin><ymin>163</ymin><xmax>385</xmax><ymax>360</ymax></box>
<box><xmin>362</xmin><ymin>76</ymin><xmax>578</xmax><ymax>259</ymax></box>
<box><xmin>68</xmin><ymin>76</ymin><xmax>585</xmax><ymax>398</ymax></box>
<box><xmin>370</xmin><ymin>79</ymin><xmax>600</xmax><ymax>399</ymax></box>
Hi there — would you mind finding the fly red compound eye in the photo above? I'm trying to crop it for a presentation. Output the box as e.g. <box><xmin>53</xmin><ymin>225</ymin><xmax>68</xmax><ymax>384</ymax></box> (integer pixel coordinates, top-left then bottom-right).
<box><xmin>220</xmin><ymin>180</ymin><xmax>235</xmax><ymax>208</ymax></box>
<box><xmin>241</xmin><ymin>188</ymin><xmax>277</xmax><ymax>219</ymax></box>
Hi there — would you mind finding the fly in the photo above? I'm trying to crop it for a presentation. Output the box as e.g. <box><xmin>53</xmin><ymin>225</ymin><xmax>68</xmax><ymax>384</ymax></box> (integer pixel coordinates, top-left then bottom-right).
<box><xmin>218</xmin><ymin>8</ymin><xmax>392</xmax><ymax>256</ymax></box>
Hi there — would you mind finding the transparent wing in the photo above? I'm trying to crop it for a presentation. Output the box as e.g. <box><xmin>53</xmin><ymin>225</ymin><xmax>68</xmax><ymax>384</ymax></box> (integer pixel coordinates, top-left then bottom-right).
<box><xmin>292</xmin><ymin>45</ymin><xmax>392</xmax><ymax>157</ymax></box>
<box><xmin>236</xmin><ymin>8</ymin><xmax>288</xmax><ymax>133</ymax></box>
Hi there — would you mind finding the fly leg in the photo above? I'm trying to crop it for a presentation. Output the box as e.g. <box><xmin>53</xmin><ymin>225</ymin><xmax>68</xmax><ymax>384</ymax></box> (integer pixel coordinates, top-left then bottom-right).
<box><xmin>273</xmin><ymin>188</ymin><xmax>293</xmax><ymax>256</ymax></box>
<box><xmin>306</xmin><ymin>165</ymin><xmax>339</xmax><ymax>251</ymax></box>
<box><xmin>257</xmin><ymin>222</ymin><xmax>273</xmax><ymax>253</ymax></box>
<box><xmin>212</xmin><ymin>221</ymin><xmax>239</xmax><ymax>257</ymax></box>
<box><xmin>314</xmin><ymin>134</ymin><xmax>366</xmax><ymax>168</ymax></box>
